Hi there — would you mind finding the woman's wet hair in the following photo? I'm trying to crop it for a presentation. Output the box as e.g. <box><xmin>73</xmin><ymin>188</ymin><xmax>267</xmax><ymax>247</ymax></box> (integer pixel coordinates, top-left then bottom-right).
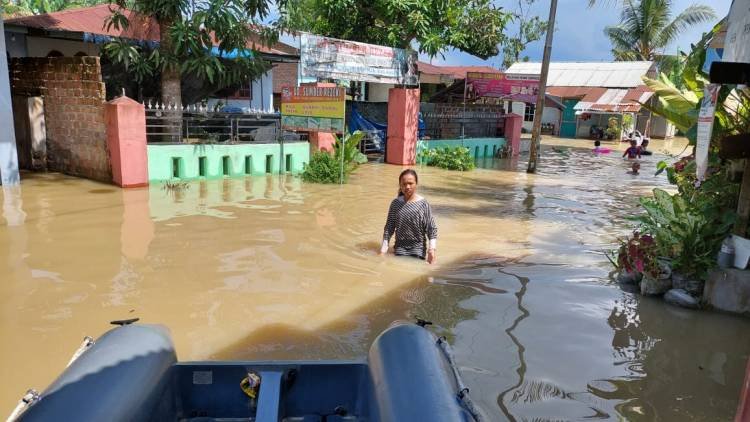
<box><xmin>595</xmin><ymin>140</ymin><xmax>601</xmax><ymax>147</ymax></box>
<box><xmin>398</xmin><ymin>169</ymin><xmax>419</xmax><ymax>197</ymax></box>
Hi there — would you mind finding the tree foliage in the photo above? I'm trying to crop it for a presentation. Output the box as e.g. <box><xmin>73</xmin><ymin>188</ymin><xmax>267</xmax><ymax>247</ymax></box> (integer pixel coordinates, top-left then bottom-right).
<box><xmin>103</xmin><ymin>0</ymin><xmax>275</xmax><ymax>92</ymax></box>
<box><xmin>1</xmin><ymin>0</ymin><xmax>106</xmax><ymax>17</ymax></box>
<box><xmin>279</xmin><ymin>0</ymin><xmax>512</xmax><ymax>59</ymax></box>
<box><xmin>501</xmin><ymin>0</ymin><xmax>547</xmax><ymax>69</ymax></box>
<box><xmin>604</xmin><ymin>0</ymin><xmax>715</xmax><ymax>62</ymax></box>
<box><xmin>640</xmin><ymin>23</ymin><xmax>750</xmax><ymax>145</ymax></box>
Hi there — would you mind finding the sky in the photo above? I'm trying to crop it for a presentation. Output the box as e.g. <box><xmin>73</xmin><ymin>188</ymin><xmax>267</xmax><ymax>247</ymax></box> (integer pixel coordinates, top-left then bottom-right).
<box><xmin>272</xmin><ymin>0</ymin><xmax>733</xmax><ymax>68</ymax></box>
<box><xmin>421</xmin><ymin>0</ymin><xmax>734</xmax><ymax>67</ymax></box>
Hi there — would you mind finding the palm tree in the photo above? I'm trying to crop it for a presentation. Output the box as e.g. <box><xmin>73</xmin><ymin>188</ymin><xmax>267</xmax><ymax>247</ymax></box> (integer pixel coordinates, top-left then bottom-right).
<box><xmin>604</xmin><ymin>0</ymin><xmax>716</xmax><ymax>62</ymax></box>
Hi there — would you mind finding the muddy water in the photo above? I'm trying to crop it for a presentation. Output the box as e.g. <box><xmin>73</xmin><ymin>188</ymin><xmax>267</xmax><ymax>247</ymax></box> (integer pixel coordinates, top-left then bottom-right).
<box><xmin>1</xmin><ymin>137</ymin><xmax>749</xmax><ymax>420</ymax></box>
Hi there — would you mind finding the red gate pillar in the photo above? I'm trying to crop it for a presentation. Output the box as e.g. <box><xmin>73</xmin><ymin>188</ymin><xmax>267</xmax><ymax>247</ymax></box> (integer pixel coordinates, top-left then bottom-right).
<box><xmin>309</xmin><ymin>132</ymin><xmax>336</xmax><ymax>153</ymax></box>
<box><xmin>105</xmin><ymin>96</ymin><xmax>148</xmax><ymax>187</ymax></box>
<box><xmin>504</xmin><ymin>113</ymin><xmax>523</xmax><ymax>157</ymax></box>
<box><xmin>386</xmin><ymin>87</ymin><xmax>420</xmax><ymax>165</ymax></box>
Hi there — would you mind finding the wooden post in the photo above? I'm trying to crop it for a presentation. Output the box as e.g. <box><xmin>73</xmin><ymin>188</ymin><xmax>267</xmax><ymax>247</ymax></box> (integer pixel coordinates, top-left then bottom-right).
<box><xmin>526</xmin><ymin>0</ymin><xmax>558</xmax><ymax>173</ymax></box>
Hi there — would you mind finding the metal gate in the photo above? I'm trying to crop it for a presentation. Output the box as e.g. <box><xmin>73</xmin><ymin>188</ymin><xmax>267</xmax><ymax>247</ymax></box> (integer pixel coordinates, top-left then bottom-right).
<box><xmin>144</xmin><ymin>103</ymin><xmax>303</xmax><ymax>143</ymax></box>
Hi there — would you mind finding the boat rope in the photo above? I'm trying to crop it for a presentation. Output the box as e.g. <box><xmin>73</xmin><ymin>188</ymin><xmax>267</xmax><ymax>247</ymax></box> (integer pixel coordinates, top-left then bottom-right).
<box><xmin>437</xmin><ymin>336</ymin><xmax>486</xmax><ymax>422</ymax></box>
<box><xmin>6</xmin><ymin>389</ymin><xmax>39</xmax><ymax>422</ymax></box>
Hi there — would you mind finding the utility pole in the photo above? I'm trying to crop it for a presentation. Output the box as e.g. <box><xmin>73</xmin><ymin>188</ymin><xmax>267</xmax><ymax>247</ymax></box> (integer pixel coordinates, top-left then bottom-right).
<box><xmin>526</xmin><ymin>0</ymin><xmax>558</xmax><ymax>174</ymax></box>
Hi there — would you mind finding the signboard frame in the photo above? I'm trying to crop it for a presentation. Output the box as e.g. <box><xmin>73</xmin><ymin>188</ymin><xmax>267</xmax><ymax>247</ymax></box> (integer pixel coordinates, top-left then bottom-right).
<box><xmin>465</xmin><ymin>72</ymin><xmax>541</xmax><ymax>103</ymax></box>
<box><xmin>280</xmin><ymin>85</ymin><xmax>346</xmax><ymax>133</ymax></box>
<box><xmin>300</xmin><ymin>33</ymin><xmax>419</xmax><ymax>86</ymax></box>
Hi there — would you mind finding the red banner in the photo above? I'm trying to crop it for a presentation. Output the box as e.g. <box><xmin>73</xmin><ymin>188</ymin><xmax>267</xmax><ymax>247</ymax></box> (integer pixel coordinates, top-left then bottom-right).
<box><xmin>466</xmin><ymin>72</ymin><xmax>540</xmax><ymax>103</ymax></box>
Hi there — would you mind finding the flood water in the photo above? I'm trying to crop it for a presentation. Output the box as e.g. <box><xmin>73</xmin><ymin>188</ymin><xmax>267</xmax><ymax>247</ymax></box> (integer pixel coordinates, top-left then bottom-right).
<box><xmin>1</xmin><ymin>137</ymin><xmax>749</xmax><ymax>420</ymax></box>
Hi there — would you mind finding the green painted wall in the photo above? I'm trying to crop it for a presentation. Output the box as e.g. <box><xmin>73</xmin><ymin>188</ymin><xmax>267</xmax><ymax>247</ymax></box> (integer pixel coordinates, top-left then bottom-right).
<box><xmin>147</xmin><ymin>142</ymin><xmax>309</xmax><ymax>181</ymax></box>
<box><xmin>417</xmin><ymin>137</ymin><xmax>506</xmax><ymax>162</ymax></box>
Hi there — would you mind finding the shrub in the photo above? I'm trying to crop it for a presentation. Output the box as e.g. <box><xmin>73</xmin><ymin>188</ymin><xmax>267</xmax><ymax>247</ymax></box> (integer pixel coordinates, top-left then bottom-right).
<box><xmin>301</xmin><ymin>131</ymin><xmax>367</xmax><ymax>183</ymax></box>
<box><xmin>420</xmin><ymin>147</ymin><xmax>476</xmax><ymax>171</ymax></box>
<box><xmin>605</xmin><ymin>116</ymin><xmax>620</xmax><ymax>139</ymax></box>
<box><xmin>301</xmin><ymin>151</ymin><xmax>341</xmax><ymax>183</ymax></box>
<box><xmin>609</xmin><ymin>231</ymin><xmax>660</xmax><ymax>278</ymax></box>
<box><xmin>635</xmin><ymin>187</ymin><xmax>735</xmax><ymax>277</ymax></box>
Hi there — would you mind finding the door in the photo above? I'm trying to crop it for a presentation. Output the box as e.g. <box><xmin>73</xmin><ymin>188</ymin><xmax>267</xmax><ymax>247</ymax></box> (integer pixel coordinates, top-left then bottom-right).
<box><xmin>560</xmin><ymin>99</ymin><xmax>579</xmax><ymax>138</ymax></box>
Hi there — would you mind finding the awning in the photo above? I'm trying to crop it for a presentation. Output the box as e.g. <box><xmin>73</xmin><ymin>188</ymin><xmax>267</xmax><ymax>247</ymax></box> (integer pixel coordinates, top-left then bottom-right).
<box><xmin>573</xmin><ymin>86</ymin><xmax>653</xmax><ymax>113</ymax></box>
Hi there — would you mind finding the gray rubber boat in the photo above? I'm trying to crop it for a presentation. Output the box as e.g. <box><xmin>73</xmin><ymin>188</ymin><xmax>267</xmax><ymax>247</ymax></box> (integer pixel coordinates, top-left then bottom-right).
<box><xmin>8</xmin><ymin>321</ymin><xmax>484</xmax><ymax>422</ymax></box>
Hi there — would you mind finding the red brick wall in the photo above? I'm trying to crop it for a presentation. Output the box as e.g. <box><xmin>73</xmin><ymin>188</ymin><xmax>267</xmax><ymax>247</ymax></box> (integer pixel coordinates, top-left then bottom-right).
<box><xmin>272</xmin><ymin>62</ymin><xmax>298</xmax><ymax>93</ymax></box>
<box><xmin>10</xmin><ymin>57</ymin><xmax>111</xmax><ymax>182</ymax></box>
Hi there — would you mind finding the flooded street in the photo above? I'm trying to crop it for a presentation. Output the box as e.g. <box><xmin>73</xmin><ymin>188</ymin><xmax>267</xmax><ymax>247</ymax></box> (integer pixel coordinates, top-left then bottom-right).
<box><xmin>2</xmin><ymin>137</ymin><xmax>749</xmax><ymax>420</ymax></box>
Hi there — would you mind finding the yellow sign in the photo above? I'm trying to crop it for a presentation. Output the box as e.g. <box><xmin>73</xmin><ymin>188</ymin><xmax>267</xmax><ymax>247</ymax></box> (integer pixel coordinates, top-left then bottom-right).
<box><xmin>280</xmin><ymin>85</ymin><xmax>346</xmax><ymax>133</ymax></box>
<box><xmin>281</xmin><ymin>101</ymin><xmax>345</xmax><ymax>119</ymax></box>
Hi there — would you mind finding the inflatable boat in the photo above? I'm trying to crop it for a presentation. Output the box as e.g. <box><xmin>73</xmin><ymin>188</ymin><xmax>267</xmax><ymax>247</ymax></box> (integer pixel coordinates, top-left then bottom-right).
<box><xmin>9</xmin><ymin>321</ymin><xmax>484</xmax><ymax>422</ymax></box>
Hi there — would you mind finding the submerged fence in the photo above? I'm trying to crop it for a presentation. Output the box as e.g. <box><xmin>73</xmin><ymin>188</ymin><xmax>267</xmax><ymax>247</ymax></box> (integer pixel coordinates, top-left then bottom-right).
<box><xmin>420</xmin><ymin>104</ymin><xmax>507</xmax><ymax>140</ymax></box>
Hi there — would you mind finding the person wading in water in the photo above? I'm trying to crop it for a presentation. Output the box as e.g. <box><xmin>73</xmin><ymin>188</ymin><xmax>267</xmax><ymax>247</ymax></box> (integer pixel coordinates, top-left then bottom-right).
<box><xmin>380</xmin><ymin>169</ymin><xmax>438</xmax><ymax>264</ymax></box>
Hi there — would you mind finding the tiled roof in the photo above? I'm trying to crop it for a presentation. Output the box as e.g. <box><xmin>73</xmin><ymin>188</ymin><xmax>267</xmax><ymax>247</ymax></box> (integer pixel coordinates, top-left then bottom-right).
<box><xmin>505</xmin><ymin>61</ymin><xmax>655</xmax><ymax>88</ymax></box>
<box><xmin>6</xmin><ymin>4</ymin><xmax>298</xmax><ymax>56</ymax></box>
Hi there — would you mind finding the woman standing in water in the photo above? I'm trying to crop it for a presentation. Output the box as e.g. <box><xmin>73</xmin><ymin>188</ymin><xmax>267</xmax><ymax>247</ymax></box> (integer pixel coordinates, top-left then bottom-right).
<box><xmin>380</xmin><ymin>169</ymin><xmax>438</xmax><ymax>264</ymax></box>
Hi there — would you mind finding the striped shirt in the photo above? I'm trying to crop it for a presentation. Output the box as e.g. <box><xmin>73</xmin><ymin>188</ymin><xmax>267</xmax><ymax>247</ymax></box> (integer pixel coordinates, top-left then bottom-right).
<box><xmin>382</xmin><ymin>197</ymin><xmax>438</xmax><ymax>259</ymax></box>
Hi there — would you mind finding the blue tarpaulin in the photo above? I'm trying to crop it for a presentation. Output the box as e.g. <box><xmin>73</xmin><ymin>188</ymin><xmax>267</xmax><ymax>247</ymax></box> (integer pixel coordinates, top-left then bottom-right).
<box><xmin>348</xmin><ymin>104</ymin><xmax>425</xmax><ymax>152</ymax></box>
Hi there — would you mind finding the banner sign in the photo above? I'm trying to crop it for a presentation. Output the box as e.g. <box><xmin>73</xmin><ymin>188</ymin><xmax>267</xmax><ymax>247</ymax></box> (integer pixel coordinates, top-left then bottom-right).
<box><xmin>465</xmin><ymin>72</ymin><xmax>540</xmax><ymax>103</ymax></box>
<box><xmin>696</xmin><ymin>83</ymin><xmax>719</xmax><ymax>182</ymax></box>
<box><xmin>300</xmin><ymin>33</ymin><xmax>419</xmax><ymax>86</ymax></box>
<box><xmin>723</xmin><ymin>0</ymin><xmax>750</xmax><ymax>64</ymax></box>
<box><xmin>280</xmin><ymin>85</ymin><xmax>345</xmax><ymax>133</ymax></box>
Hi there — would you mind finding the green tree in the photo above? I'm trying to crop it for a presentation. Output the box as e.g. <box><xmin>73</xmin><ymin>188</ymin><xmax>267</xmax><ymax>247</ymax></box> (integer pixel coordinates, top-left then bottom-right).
<box><xmin>279</xmin><ymin>0</ymin><xmax>512</xmax><ymax>59</ymax></box>
<box><xmin>1</xmin><ymin>0</ymin><xmax>106</xmax><ymax>17</ymax></box>
<box><xmin>501</xmin><ymin>0</ymin><xmax>547</xmax><ymax>69</ymax></box>
<box><xmin>640</xmin><ymin>23</ymin><xmax>750</xmax><ymax>145</ymax></box>
<box><xmin>604</xmin><ymin>0</ymin><xmax>715</xmax><ymax>62</ymax></box>
<box><xmin>103</xmin><ymin>0</ymin><xmax>275</xmax><ymax>139</ymax></box>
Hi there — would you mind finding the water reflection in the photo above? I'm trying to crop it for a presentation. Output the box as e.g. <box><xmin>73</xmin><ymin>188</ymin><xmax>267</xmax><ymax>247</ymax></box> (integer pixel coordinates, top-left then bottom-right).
<box><xmin>497</xmin><ymin>268</ymin><xmax>530</xmax><ymax>421</ymax></box>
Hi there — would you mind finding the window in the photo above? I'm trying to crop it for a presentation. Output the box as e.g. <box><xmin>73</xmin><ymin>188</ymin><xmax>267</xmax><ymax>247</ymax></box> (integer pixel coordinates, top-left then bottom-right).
<box><xmin>524</xmin><ymin>103</ymin><xmax>536</xmax><ymax>122</ymax></box>
<box><xmin>229</xmin><ymin>83</ymin><xmax>252</xmax><ymax>99</ymax></box>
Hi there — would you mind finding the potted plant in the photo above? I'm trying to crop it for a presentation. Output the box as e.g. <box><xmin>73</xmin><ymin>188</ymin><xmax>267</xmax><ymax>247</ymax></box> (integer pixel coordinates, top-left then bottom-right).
<box><xmin>635</xmin><ymin>185</ymin><xmax>736</xmax><ymax>295</ymax></box>
<box><xmin>611</xmin><ymin>231</ymin><xmax>657</xmax><ymax>285</ymax></box>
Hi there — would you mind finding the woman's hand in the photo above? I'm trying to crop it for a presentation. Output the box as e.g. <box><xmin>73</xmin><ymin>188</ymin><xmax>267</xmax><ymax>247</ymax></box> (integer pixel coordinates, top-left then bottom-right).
<box><xmin>427</xmin><ymin>248</ymin><xmax>436</xmax><ymax>264</ymax></box>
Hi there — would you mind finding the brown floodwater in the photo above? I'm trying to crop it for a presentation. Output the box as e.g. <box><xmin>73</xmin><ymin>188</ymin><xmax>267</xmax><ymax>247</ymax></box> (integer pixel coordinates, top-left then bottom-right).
<box><xmin>1</xmin><ymin>137</ymin><xmax>749</xmax><ymax>420</ymax></box>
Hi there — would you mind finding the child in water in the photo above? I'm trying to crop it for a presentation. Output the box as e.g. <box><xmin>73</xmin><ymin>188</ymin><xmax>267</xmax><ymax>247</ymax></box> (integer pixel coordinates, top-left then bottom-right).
<box><xmin>622</xmin><ymin>139</ymin><xmax>641</xmax><ymax>159</ymax></box>
<box><xmin>593</xmin><ymin>140</ymin><xmax>611</xmax><ymax>154</ymax></box>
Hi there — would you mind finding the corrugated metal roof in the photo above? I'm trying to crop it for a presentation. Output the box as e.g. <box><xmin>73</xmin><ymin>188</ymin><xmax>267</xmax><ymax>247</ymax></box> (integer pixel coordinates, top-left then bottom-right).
<box><xmin>505</xmin><ymin>61</ymin><xmax>654</xmax><ymax>88</ymax></box>
<box><xmin>417</xmin><ymin>61</ymin><xmax>501</xmax><ymax>79</ymax></box>
<box><xmin>573</xmin><ymin>87</ymin><xmax>654</xmax><ymax>113</ymax></box>
<box><xmin>547</xmin><ymin>86</ymin><xmax>606</xmax><ymax>99</ymax></box>
<box><xmin>5</xmin><ymin>4</ymin><xmax>298</xmax><ymax>56</ymax></box>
